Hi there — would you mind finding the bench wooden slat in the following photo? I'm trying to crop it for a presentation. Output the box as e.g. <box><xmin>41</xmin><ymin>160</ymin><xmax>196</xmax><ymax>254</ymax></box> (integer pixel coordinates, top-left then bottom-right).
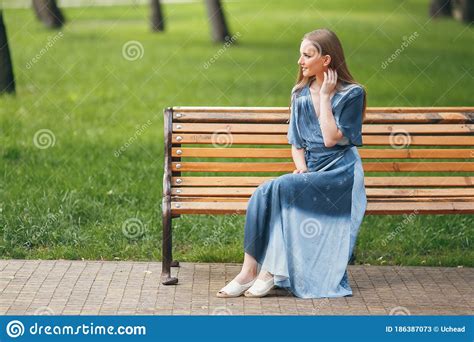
<box><xmin>173</xmin><ymin>111</ymin><xmax>474</xmax><ymax>124</ymax></box>
<box><xmin>172</xmin><ymin>162</ymin><xmax>474</xmax><ymax>172</ymax></box>
<box><xmin>362</xmin><ymin>125</ymin><xmax>474</xmax><ymax>134</ymax></box>
<box><xmin>173</xmin><ymin>106</ymin><xmax>474</xmax><ymax>113</ymax></box>
<box><xmin>369</xmin><ymin>202</ymin><xmax>474</xmax><ymax>213</ymax></box>
<box><xmin>366</xmin><ymin>188</ymin><xmax>474</xmax><ymax>198</ymax></box>
<box><xmin>367</xmin><ymin>197</ymin><xmax>474</xmax><ymax>202</ymax></box>
<box><xmin>172</xmin><ymin>123</ymin><xmax>474</xmax><ymax>134</ymax></box>
<box><xmin>171</xmin><ymin>176</ymin><xmax>474</xmax><ymax>187</ymax></box>
<box><xmin>172</xmin><ymin>197</ymin><xmax>249</xmax><ymax>202</ymax></box>
<box><xmin>174</xmin><ymin>113</ymin><xmax>474</xmax><ymax>124</ymax></box>
<box><xmin>170</xmin><ymin>200</ymin><xmax>474</xmax><ymax>215</ymax></box>
<box><xmin>172</xmin><ymin>147</ymin><xmax>473</xmax><ymax>159</ymax></box>
<box><xmin>172</xmin><ymin>196</ymin><xmax>474</xmax><ymax>203</ymax></box>
<box><xmin>171</xmin><ymin>187</ymin><xmax>474</xmax><ymax>198</ymax></box>
<box><xmin>364</xmin><ymin>162</ymin><xmax>474</xmax><ymax>172</ymax></box>
<box><xmin>364</xmin><ymin>113</ymin><xmax>474</xmax><ymax>124</ymax></box>
<box><xmin>172</xmin><ymin>134</ymin><xmax>474</xmax><ymax>145</ymax></box>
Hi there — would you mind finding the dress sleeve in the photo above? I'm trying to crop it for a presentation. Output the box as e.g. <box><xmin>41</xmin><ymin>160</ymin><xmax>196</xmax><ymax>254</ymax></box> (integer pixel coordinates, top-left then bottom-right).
<box><xmin>336</xmin><ymin>86</ymin><xmax>365</xmax><ymax>147</ymax></box>
<box><xmin>287</xmin><ymin>94</ymin><xmax>305</xmax><ymax>149</ymax></box>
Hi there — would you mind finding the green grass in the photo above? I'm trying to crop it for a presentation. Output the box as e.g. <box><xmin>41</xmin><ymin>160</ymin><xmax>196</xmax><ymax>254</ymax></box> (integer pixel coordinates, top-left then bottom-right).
<box><xmin>1</xmin><ymin>0</ymin><xmax>473</xmax><ymax>266</ymax></box>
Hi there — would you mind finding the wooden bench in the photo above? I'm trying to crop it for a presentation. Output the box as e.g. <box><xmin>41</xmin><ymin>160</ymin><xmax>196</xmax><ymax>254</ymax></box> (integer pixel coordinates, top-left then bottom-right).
<box><xmin>161</xmin><ymin>106</ymin><xmax>474</xmax><ymax>285</ymax></box>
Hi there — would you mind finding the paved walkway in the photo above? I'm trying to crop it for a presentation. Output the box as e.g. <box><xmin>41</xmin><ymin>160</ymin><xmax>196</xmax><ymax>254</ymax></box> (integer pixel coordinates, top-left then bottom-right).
<box><xmin>0</xmin><ymin>260</ymin><xmax>472</xmax><ymax>315</ymax></box>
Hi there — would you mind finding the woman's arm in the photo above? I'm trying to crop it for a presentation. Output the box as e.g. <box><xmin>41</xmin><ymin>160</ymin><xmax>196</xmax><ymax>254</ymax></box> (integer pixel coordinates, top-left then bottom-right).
<box><xmin>291</xmin><ymin>145</ymin><xmax>308</xmax><ymax>173</ymax></box>
<box><xmin>319</xmin><ymin>69</ymin><xmax>343</xmax><ymax>148</ymax></box>
<box><xmin>319</xmin><ymin>95</ymin><xmax>343</xmax><ymax>147</ymax></box>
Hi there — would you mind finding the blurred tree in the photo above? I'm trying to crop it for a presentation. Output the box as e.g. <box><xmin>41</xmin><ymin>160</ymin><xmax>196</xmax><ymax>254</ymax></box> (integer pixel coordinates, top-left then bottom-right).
<box><xmin>452</xmin><ymin>0</ymin><xmax>474</xmax><ymax>23</ymax></box>
<box><xmin>429</xmin><ymin>0</ymin><xmax>473</xmax><ymax>23</ymax></box>
<box><xmin>32</xmin><ymin>0</ymin><xmax>65</xmax><ymax>29</ymax></box>
<box><xmin>204</xmin><ymin>0</ymin><xmax>231</xmax><ymax>43</ymax></box>
<box><xmin>0</xmin><ymin>10</ymin><xmax>15</xmax><ymax>95</ymax></box>
<box><xmin>429</xmin><ymin>0</ymin><xmax>452</xmax><ymax>17</ymax></box>
<box><xmin>151</xmin><ymin>0</ymin><xmax>165</xmax><ymax>32</ymax></box>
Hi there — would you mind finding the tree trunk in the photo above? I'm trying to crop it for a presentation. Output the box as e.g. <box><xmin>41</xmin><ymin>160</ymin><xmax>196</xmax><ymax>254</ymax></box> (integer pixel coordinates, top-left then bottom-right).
<box><xmin>150</xmin><ymin>0</ymin><xmax>165</xmax><ymax>32</ymax></box>
<box><xmin>452</xmin><ymin>0</ymin><xmax>474</xmax><ymax>23</ymax></box>
<box><xmin>32</xmin><ymin>0</ymin><xmax>65</xmax><ymax>29</ymax></box>
<box><xmin>429</xmin><ymin>0</ymin><xmax>452</xmax><ymax>17</ymax></box>
<box><xmin>204</xmin><ymin>0</ymin><xmax>231</xmax><ymax>43</ymax></box>
<box><xmin>0</xmin><ymin>11</ymin><xmax>15</xmax><ymax>95</ymax></box>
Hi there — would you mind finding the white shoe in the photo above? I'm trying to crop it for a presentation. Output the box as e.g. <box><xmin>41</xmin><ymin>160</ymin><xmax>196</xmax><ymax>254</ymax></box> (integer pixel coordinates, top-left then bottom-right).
<box><xmin>216</xmin><ymin>278</ymin><xmax>256</xmax><ymax>298</ymax></box>
<box><xmin>244</xmin><ymin>277</ymin><xmax>274</xmax><ymax>298</ymax></box>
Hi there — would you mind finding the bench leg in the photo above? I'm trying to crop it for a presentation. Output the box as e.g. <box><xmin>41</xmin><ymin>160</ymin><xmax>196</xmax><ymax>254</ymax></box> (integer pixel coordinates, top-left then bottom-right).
<box><xmin>161</xmin><ymin>201</ymin><xmax>178</xmax><ymax>285</ymax></box>
<box><xmin>170</xmin><ymin>216</ymin><xmax>180</xmax><ymax>267</ymax></box>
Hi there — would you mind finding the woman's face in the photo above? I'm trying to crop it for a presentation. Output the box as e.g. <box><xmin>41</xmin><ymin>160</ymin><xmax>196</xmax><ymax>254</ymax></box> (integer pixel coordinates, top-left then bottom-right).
<box><xmin>298</xmin><ymin>39</ymin><xmax>328</xmax><ymax>77</ymax></box>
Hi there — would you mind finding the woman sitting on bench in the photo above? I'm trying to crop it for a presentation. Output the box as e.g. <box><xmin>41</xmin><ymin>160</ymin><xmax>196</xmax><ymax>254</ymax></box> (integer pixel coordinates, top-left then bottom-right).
<box><xmin>217</xmin><ymin>28</ymin><xmax>367</xmax><ymax>299</ymax></box>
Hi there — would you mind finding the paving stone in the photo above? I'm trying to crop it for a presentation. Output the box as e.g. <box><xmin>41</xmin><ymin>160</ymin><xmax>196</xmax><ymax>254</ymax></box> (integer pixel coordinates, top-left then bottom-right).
<box><xmin>0</xmin><ymin>260</ymin><xmax>472</xmax><ymax>315</ymax></box>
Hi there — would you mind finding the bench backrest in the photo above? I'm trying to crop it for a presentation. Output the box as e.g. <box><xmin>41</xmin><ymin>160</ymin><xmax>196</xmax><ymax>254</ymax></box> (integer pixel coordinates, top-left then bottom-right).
<box><xmin>162</xmin><ymin>107</ymin><xmax>474</xmax><ymax>215</ymax></box>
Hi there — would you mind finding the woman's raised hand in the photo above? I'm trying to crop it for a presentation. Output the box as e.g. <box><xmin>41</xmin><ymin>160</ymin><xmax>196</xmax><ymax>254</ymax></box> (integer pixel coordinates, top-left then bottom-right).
<box><xmin>319</xmin><ymin>68</ymin><xmax>337</xmax><ymax>96</ymax></box>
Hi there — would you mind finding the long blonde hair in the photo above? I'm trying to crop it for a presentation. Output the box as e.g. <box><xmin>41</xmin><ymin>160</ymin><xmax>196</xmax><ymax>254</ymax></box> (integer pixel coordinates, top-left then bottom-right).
<box><xmin>292</xmin><ymin>29</ymin><xmax>366</xmax><ymax>119</ymax></box>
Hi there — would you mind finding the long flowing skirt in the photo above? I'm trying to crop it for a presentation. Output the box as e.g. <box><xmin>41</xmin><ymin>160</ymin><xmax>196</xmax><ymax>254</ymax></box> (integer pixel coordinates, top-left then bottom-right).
<box><xmin>243</xmin><ymin>146</ymin><xmax>367</xmax><ymax>298</ymax></box>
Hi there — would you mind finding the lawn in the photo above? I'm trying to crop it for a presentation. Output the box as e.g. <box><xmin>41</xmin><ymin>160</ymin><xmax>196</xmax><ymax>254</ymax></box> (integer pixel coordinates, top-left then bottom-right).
<box><xmin>1</xmin><ymin>0</ymin><xmax>473</xmax><ymax>266</ymax></box>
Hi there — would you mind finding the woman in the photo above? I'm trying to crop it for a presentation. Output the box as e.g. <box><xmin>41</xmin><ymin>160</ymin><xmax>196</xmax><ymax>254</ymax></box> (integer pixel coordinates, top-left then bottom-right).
<box><xmin>217</xmin><ymin>28</ymin><xmax>367</xmax><ymax>299</ymax></box>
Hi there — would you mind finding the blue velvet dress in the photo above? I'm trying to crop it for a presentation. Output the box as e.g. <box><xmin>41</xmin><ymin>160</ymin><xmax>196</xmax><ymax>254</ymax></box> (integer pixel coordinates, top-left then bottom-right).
<box><xmin>243</xmin><ymin>82</ymin><xmax>367</xmax><ymax>298</ymax></box>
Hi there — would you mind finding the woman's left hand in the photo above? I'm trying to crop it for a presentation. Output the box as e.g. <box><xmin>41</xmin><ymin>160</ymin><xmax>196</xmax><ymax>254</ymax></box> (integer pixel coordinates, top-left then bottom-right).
<box><xmin>319</xmin><ymin>68</ymin><xmax>337</xmax><ymax>97</ymax></box>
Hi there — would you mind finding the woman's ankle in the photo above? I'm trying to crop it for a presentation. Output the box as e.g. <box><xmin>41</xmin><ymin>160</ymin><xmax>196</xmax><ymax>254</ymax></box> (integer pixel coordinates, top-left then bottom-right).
<box><xmin>235</xmin><ymin>268</ymin><xmax>257</xmax><ymax>283</ymax></box>
<box><xmin>257</xmin><ymin>270</ymin><xmax>273</xmax><ymax>281</ymax></box>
